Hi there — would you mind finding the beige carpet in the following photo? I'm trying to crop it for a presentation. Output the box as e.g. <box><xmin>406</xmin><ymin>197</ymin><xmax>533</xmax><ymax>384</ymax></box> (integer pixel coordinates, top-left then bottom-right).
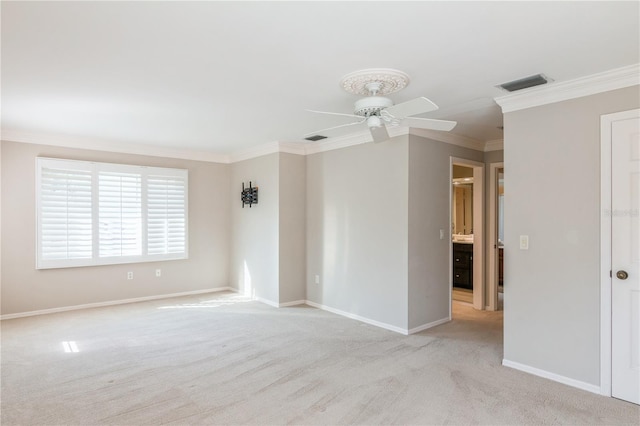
<box><xmin>1</xmin><ymin>292</ymin><xmax>638</xmax><ymax>425</ymax></box>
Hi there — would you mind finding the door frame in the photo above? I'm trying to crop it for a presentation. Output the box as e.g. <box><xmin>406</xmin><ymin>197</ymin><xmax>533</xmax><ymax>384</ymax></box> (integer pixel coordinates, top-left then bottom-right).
<box><xmin>600</xmin><ymin>108</ymin><xmax>640</xmax><ymax>397</ymax></box>
<box><xmin>450</xmin><ymin>157</ymin><xmax>485</xmax><ymax>311</ymax></box>
<box><xmin>487</xmin><ymin>162</ymin><xmax>504</xmax><ymax>311</ymax></box>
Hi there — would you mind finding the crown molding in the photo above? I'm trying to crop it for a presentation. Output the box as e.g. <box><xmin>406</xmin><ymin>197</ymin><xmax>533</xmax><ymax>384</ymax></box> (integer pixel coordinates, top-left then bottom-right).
<box><xmin>229</xmin><ymin>141</ymin><xmax>307</xmax><ymax>163</ymax></box>
<box><xmin>2</xmin><ymin>125</ymin><xmax>488</xmax><ymax>164</ymax></box>
<box><xmin>1</xmin><ymin>129</ymin><xmax>230</xmax><ymax>163</ymax></box>
<box><xmin>229</xmin><ymin>141</ymin><xmax>281</xmax><ymax>163</ymax></box>
<box><xmin>484</xmin><ymin>139</ymin><xmax>504</xmax><ymax>152</ymax></box>
<box><xmin>409</xmin><ymin>128</ymin><xmax>485</xmax><ymax>152</ymax></box>
<box><xmin>278</xmin><ymin>141</ymin><xmax>308</xmax><ymax>156</ymax></box>
<box><xmin>495</xmin><ymin>63</ymin><xmax>640</xmax><ymax>113</ymax></box>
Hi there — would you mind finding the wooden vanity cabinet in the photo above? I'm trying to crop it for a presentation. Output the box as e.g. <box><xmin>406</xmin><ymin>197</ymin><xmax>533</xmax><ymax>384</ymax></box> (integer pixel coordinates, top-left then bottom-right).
<box><xmin>453</xmin><ymin>243</ymin><xmax>473</xmax><ymax>290</ymax></box>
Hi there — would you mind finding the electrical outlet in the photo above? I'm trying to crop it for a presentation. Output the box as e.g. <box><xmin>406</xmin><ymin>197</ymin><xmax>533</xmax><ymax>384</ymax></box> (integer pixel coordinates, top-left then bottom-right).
<box><xmin>155</xmin><ymin>269</ymin><xmax>161</xmax><ymax>277</ymax></box>
<box><xmin>127</xmin><ymin>271</ymin><xmax>133</xmax><ymax>280</ymax></box>
<box><xmin>519</xmin><ymin>235</ymin><xmax>529</xmax><ymax>250</ymax></box>
<box><xmin>314</xmin><ymin>274</ymin><xmax>320</xmax><ymax>284</ymax></box>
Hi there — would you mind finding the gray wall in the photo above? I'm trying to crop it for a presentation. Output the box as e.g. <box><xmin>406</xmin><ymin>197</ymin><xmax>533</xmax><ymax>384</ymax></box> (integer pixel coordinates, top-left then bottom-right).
<box><xmin>484</xmin><ymin>150</ymin><xmax>504</xmax><ymax>165</ymax></box>
<box><xmin>278</xmin><ymin>153</ymin><xmax>306</xmax><ymax>304</ymax></box>
<box><xmin>503</xmin><ymin>86</ymin><xmax>639</xmax><ymax>385</ymax></box>
<box><xmin>1</xmin><ymin>140</ymin><xmax>230</xmax><ymax>315</ymax></box>
<box><xmin>2</xmin><ymin>134</ymin><xmax>502</xmax><ymax>331</ymax></box>
<box><xmin>230</xmin><ymin>153</ymin><xmax>280</xmax><ymax>304</ymax></box>
<box><xmin>407</xmin><ymin>135</ymin><xmax>484</xmax><ymax>330</ymax></box>
<box><xmin>229</xmin><ymin>152</ymin><xmax>306</xmax><ymax>306</ymax></box>
<box><xmin>306</xmin><ymin>137</ymin><xmax>409</xmax><ymax>329</ymax></box>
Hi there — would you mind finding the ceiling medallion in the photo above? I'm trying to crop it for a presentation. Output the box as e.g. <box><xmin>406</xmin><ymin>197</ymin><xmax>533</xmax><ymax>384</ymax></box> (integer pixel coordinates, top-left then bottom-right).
<box><xmin>340</xmin><ymin>68</ymin><xmax>410</xmax><ymax>96</ymax></box>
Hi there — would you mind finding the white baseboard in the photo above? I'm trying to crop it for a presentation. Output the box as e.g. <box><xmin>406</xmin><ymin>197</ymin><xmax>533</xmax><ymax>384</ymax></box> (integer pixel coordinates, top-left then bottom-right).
<box><xmin>279</xmin><ymin>299</ymin><xmax>306</xmax><ymax>307</ymax></box>
<box><xmin>0</xmin><ymin>287</ymin><xmax>234</xmax><ymax>320</ymax></box>
<box><xmin>305</xmin><ymin>300</ymin><xmax>408</xmax><ymax>335</ymax></box>
<box><xmin>408</xmin><ymin>317</ymin><xmax>451</xmax><ymax>334</ymax></box>
<box><xmin>255</xmin><ymin>296</ymin><xmax>279</xmax><ymax>308</ymax></box>
<box><xmin>502</xmin><ymin>359</ymin><xmax>601</xmax><ymax>394</ymax></box>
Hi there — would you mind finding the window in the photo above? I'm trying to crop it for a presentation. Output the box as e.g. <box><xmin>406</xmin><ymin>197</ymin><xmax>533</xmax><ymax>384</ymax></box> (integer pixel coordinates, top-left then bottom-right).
<box><xmin>36</xmin><ymin>158</ymin><xmax>188</xmax><ymax>269</ymax></box>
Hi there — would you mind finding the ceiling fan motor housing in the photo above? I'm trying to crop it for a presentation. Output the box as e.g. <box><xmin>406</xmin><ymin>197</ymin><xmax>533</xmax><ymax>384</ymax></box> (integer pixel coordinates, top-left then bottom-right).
<box><xmin>354</xmin><ymin>96</ymin><xmax>393</xmax><ymax>117</ymax></box>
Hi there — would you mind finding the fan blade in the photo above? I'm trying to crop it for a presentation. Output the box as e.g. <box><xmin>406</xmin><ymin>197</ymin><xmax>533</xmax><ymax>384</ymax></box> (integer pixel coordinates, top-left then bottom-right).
<box><xmin>304</xmin><ymin>119</ymin><xmax>366</xmax><ymax>138</ymax></box>
<box><xmin>306</xmin><ymin>109</ymin><xmax>363</xmax><ymax>120</ymax></box>
<box><xmin>370</xmin><ymin>124</ymin><xmax>390</xmax><ymax>143</ymax></box>
<box><xmin>400</xmin><ymin>117</ymin><xmax>457</xmax><ymax>131</ymax></box>
<box><xmin>384</xmin><ymin>97</ymin><xmax>438</xmax><ymax>119</ymax></box>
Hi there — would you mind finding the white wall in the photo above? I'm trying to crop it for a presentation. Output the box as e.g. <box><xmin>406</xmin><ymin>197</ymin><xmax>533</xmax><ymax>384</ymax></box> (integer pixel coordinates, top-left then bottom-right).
<box><xmin>230</xmin><ymin>153</ymin><xmax>280</xmax><ymax>304</ymax></box>
<box><xmin>407</xmin><ymin>135</ymin><xmax>484</xmax><ymax>330</ymax></box>
<box><xmin>0</xmin><ymin>140</ymin><xmax>231</xmax><ymax>315</ymax></box>
<box><xmin>503</xmin><ymin>86</ymin><xmax>640</xmax><ymax>386</ymax></box>
<box><xmin>306</xmin><ymin>137</ymin><xmax>410</xmax><ymax>330</ymax></box>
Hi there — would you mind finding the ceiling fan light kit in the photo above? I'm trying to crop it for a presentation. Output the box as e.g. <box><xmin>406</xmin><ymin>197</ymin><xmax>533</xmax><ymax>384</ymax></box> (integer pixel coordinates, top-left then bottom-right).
<box><xmin>306</xmin><ymin>68</ymin><xmax>457</xmax><ymax>143</ymax></box>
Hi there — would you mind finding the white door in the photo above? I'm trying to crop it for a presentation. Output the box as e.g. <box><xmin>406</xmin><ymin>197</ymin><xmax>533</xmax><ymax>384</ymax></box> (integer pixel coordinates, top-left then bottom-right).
<box><xmin>611</xmin><ymin>114</ymin><xmax>640</xmax><ymax>405</ymax></box>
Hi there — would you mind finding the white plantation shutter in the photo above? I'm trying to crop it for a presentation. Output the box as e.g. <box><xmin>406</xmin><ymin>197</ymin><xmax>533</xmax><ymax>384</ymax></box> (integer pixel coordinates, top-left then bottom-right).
<box><xmin>38</xmin><ymin>164</ymin><xmax>93</xmax><ymax>266</ymax></box>
<box><xmin>147</xmin><ymin>174</ymin><xmax>186</xmax><ymax>255</ymax></box>
<box><xmin>99</xmin><ymin>171</ymin><xmax>142</xmax><ymax>257</ymax></box>
<box><xmin>36</xmin><ymin>158</ymin><xmax>188</xmax><ymax>269</ymax></box>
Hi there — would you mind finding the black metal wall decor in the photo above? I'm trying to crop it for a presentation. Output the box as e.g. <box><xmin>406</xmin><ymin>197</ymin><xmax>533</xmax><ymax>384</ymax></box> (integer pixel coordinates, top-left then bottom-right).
<box><xmin>241</xmin><ymin>181</ymin><xmax>258</xmax><ymax>208</ymax></box>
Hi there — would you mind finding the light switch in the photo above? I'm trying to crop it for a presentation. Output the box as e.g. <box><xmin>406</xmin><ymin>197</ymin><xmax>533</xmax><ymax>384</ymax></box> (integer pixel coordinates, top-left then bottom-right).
<box><xmin>519</xmin><ymin>235</ymin><xmax>529</xmax><ymax>250</ymax></box>
<box><xmin>440</xmin><ymin>229</ymin><xmax>445</xmax><ymax>240</ymax></box>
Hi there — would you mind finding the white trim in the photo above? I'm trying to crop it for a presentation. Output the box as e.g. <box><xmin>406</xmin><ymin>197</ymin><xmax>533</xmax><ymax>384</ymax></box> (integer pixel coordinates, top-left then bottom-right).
<box><xmin>229</xmin><ymin>141</ymin><xmax>307</xmax><ymax>163</ymax></box>
<box><xmin>3</xmin><ymin>123</ymin><xmax>489</xmax><ymax>167</ymax></box>
<box><xmin>278</xmin><ymin>299</ymin><xmax>306</xmax><ymax>307</ymax></box>
<box><xmin>35</xmin><ymin>157</ymin><xmax>189</xmax><ymax>270</ymax></box>
<box><xmin>495</xmin><ymin>64</ymin><xmax>640</xmax><ymax>113</ymax></box>
<box><xmin>229</xmin><ymin>141</ymin><xmax>282</xmax><ymax>163</ymax></box>
<box><xmin>255</xmin><ymin>296</ymin><xmax>280</xmax><ymax>308</ymax></box>
<box><xmin>601</xmin><ymin>111</ymin><xmax>613</xmax><ymax>397</ymax></box>
<box><xmin>278</xmin><ymin>142</ymin><xmax>308</xmax><ymax>156</ymax></box>
<box><xmin>487</xmin><ymin>162</ymin><xmax>504</xmax><ymax>311</ymax></box>
<box><xmin>0</xmin><ymin>287</ymin><xmax>233</xmax><ymax>320</ymax></box>
<box><xmin>305</xmin><ymin>300</ymin><xmax>408</xmax><ymax>335</ymax></box>
<box><xmin>599</xmin><ymin>108</ymin><xmax>640</xmax><ymax>397</ymax></box>
<box><xmin>484</xmin><ymin>139</ymin><xmax>504</xmax><ymax>152</ymax></box>
<box><xmin>3</xmin><ymin>123</ymin><xmax>490</xmax><ymax>166</ymax></box>
<box><xmin>2</xmin><ymin>130</ymin><xmax>230</xmax><ymax>164</ymax></box>
<box><xmin>407</xmin><ymin>317</ymin><xmax>450</xmax><ymax>334</ymax></box>
<box><xmin>410</xmin><ymin>128</ymin><xmax>485</xmax><ymax>151</ymax></box>
<box><xmin>253</xmin><ymin>297</ymin><xmax>306</xmax><ymax>308</ymax></box>
<box><xmin>451</xmin><ymin>157</ymin><xmax>485</xmax><ymax>311</ymax></box>
<box><xmin>502</xmin><ymin>359</ymin><xmax>601</xmax><ymax>395</ymax></box>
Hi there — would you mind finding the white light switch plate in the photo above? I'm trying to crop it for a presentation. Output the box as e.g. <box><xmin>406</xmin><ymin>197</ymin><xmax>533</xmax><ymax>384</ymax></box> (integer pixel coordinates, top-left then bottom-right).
<box><xmin>519</xmin><ymin>235</ymin><xmax>529</xmax><ymax>250</ymax></box>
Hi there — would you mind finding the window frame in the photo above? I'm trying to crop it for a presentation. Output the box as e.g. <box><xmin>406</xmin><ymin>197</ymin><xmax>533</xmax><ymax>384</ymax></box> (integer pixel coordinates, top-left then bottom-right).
<box><xmin>36</xmin><ymin>157</ymin><xmax>189</xmax><ymax>269</ymax></box>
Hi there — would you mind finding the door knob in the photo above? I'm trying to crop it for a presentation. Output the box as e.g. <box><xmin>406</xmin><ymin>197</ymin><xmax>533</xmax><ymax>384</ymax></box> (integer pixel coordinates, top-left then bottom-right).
<box><xmin>616</xmin><ymin>270</ymin><xmax>629</xmax><ymax>280</ymax></box>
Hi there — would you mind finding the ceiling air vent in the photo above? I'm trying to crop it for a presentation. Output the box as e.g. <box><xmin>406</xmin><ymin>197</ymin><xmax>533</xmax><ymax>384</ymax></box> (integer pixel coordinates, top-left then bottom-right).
<box><xmin>304</xmin><ymin>135</ymin><xmax>327</xmax><ymax>141</ymax></box>
<box><xmin>497</xmin><ymin>74</ymin><xmax>552</xmax><ymax>92</ymax></box>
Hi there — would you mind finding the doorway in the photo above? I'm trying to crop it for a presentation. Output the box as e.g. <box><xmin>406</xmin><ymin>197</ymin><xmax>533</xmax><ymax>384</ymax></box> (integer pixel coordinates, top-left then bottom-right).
<box><xmin>600</xmin><ymin>108</ymin><xmax>640</xmax><ymax>405</ymax></box>
<box><xmin>488</xmin><ymin>163</ymin><xmax>504</xmax><ymax>311</ymax></box>
<box><xmin>450</xmin><ymin>157</ymin><xmax>484</xmax><ymax>312</ymax></box>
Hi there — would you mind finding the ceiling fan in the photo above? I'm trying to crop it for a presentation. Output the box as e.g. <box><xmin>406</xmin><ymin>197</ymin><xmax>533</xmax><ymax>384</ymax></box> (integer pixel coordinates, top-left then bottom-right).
<box><xmin>305</xmin><ymin>69</ymin><xmax>457</xmax><ymax>143</ymax></box>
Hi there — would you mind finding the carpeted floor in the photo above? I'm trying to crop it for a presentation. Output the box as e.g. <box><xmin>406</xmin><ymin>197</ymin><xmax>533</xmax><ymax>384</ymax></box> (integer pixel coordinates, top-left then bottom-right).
<box><xmin>1</xmin><ymin>291</ymin><xmax>638</xmax><ymax>425</ymax></box>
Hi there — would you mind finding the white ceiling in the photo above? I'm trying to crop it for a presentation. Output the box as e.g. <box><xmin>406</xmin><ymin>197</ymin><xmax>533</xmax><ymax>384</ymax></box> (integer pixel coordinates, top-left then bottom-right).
<box><xmin>2</xmin><ymin>1</ymin><xmax>639</xmax><ymax>155</ymax></box>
